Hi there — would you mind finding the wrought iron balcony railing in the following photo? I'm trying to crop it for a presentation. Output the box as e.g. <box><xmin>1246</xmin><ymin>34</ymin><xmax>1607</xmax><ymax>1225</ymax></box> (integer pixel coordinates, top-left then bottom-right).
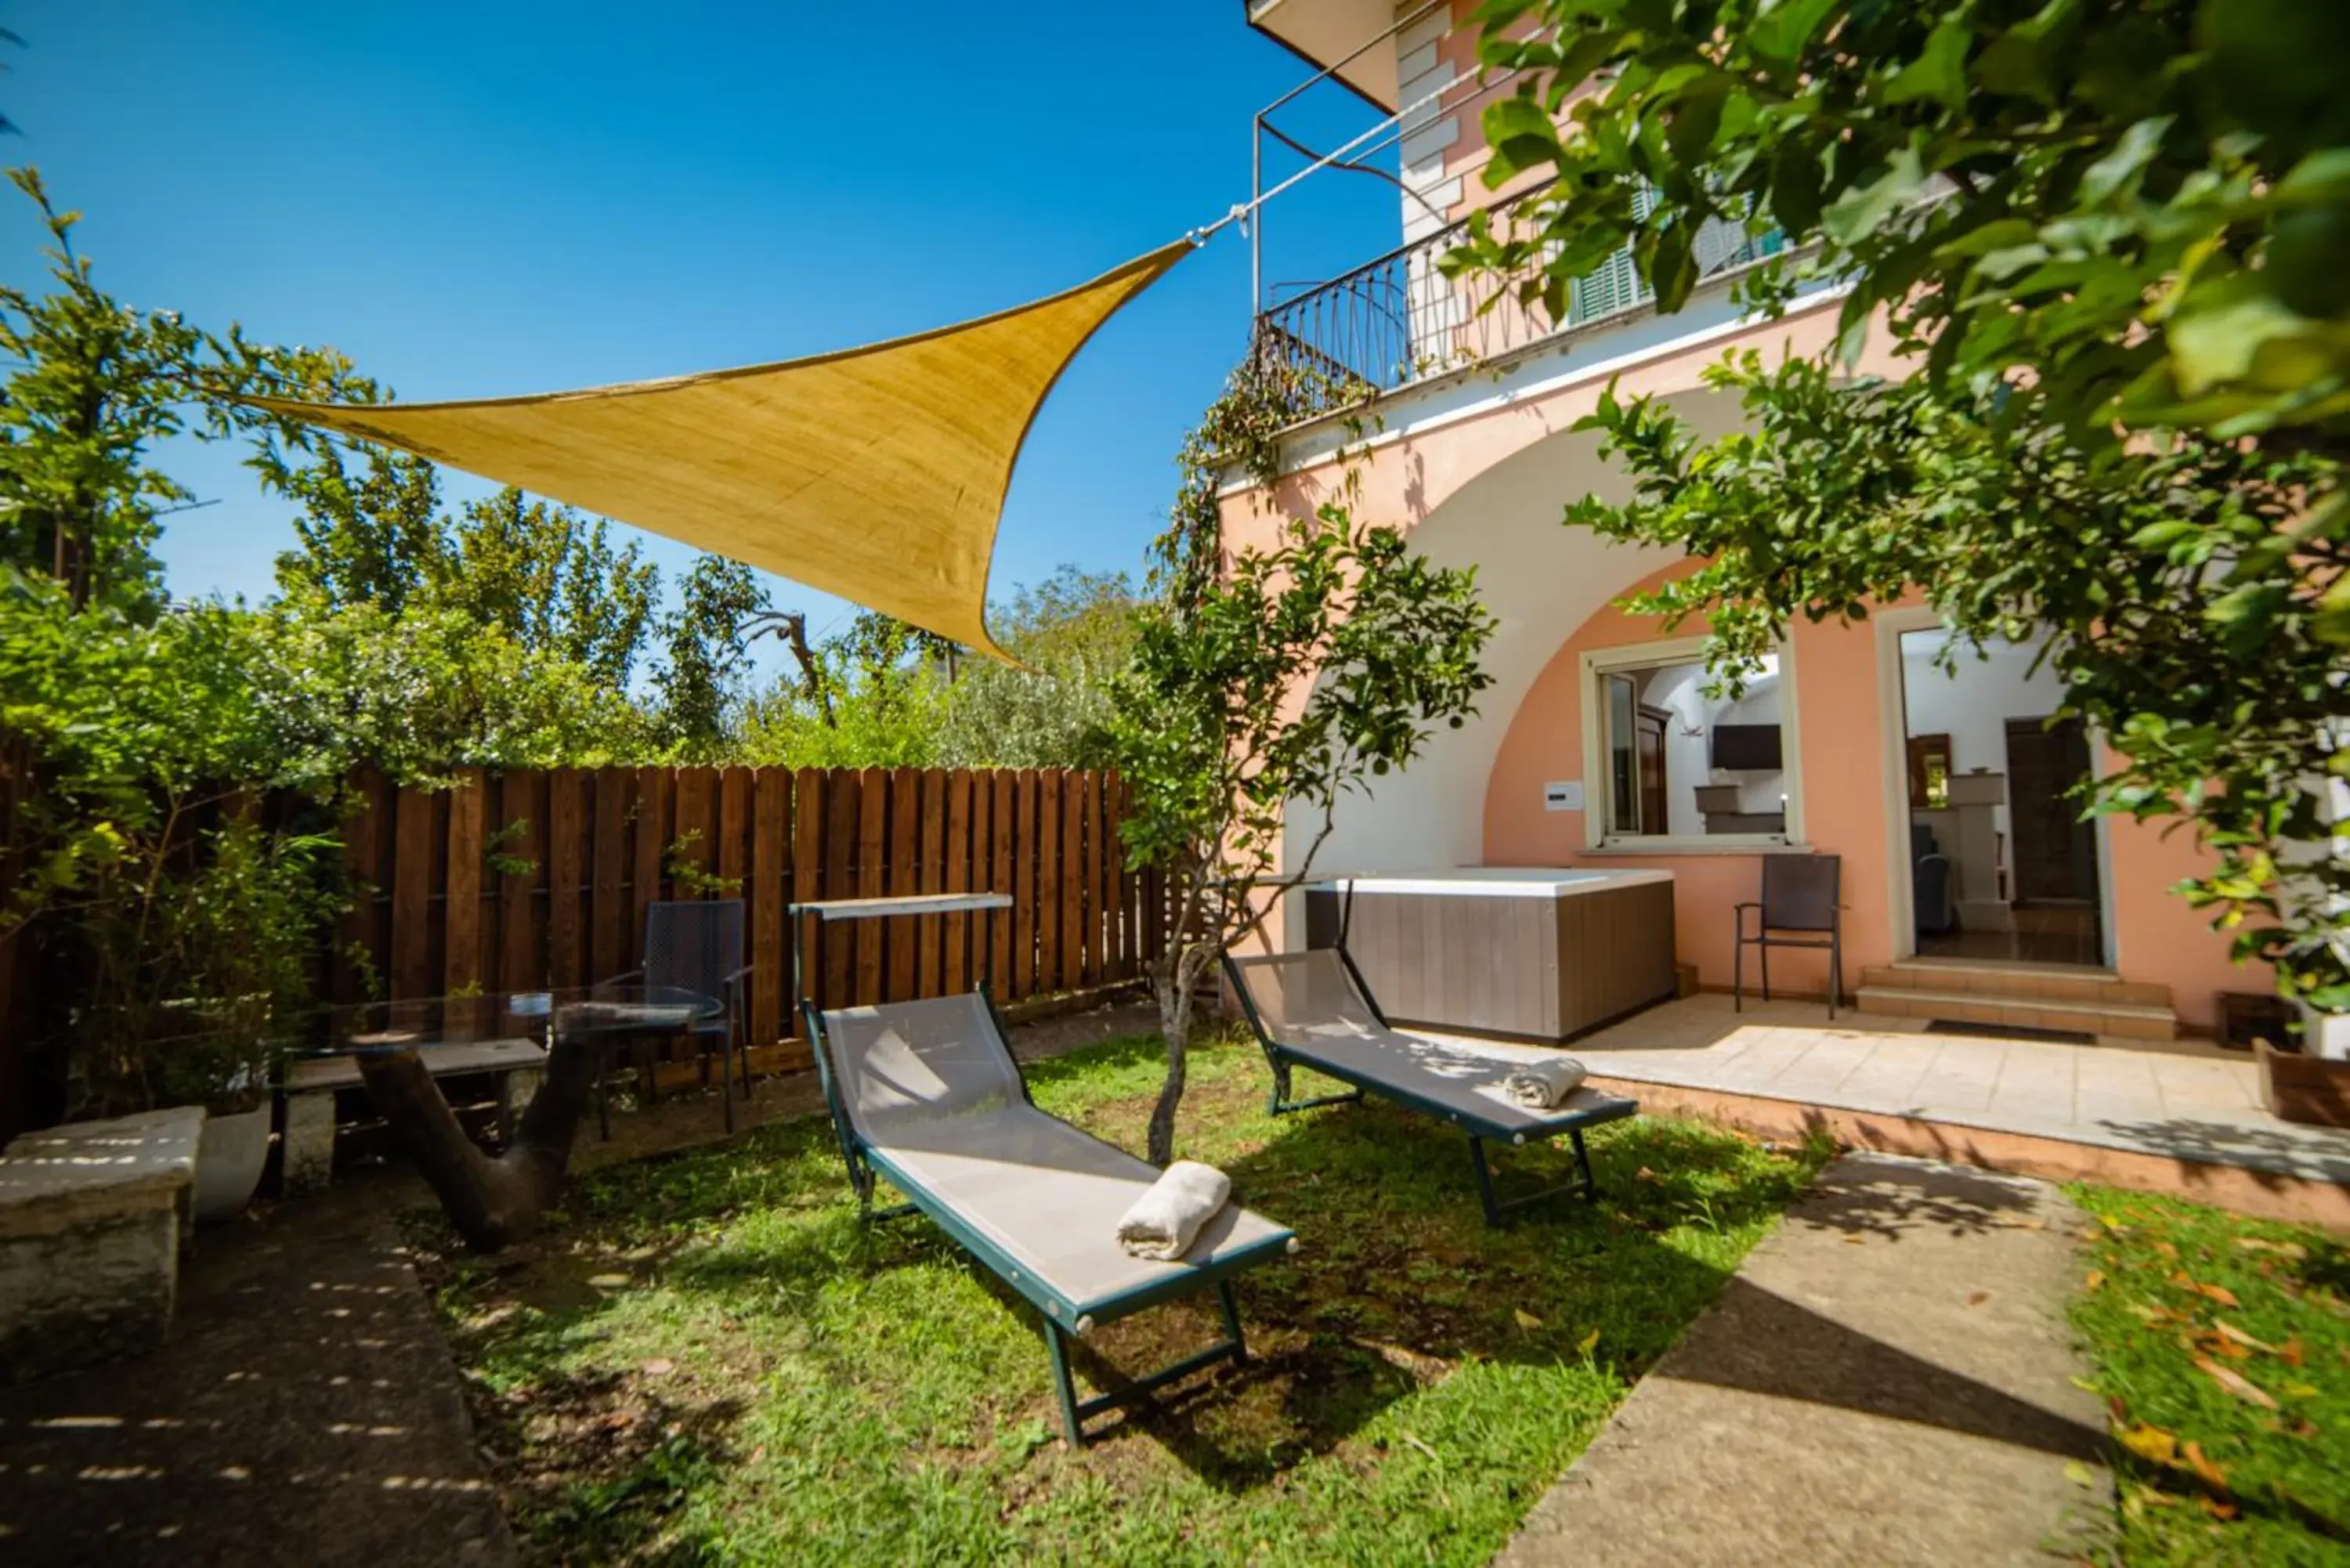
<box><xmin>1250</xmin><ymin>193</ymin><xmax>1785</xmax><ymax>426</ymax></box>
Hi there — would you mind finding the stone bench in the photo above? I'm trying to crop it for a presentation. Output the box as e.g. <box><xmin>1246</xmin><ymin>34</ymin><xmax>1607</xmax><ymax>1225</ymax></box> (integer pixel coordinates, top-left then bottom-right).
<box><xmin>0</xmin><ymin>1106</ymin><xmax>204</xmax><ymax>1384</ymax></box>
<box><xmin>282</xmin><ymin>1037</ymin><xmax>547</xmax><ymax>1196</ymax></box>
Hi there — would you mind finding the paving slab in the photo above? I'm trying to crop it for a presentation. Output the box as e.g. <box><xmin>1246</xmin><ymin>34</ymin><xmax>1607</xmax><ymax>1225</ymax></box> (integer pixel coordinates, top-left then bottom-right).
<box><xmin>2070</xmin><ymin>1049</ymin><xmax>2166</xmax><ymax>1124</ymax></box>
<box><xmin>1987</xmin><ymin>1042</ymin><xmax>2080</xmax><ymax>1125</ymax></box>
<box><xmin>1761</xmin><ymin>1034</ymin><xmax>1880</xmax><ymax>1100</ymax></box>
<box><xmin>1910</xmin><ymin>1047</ymin><xmax>2006</xmax><ymax>1115</ymax></box>
<box><xmin>1832</xmin><ymin>1038</ymin><xmax>1940</xmax><ymax>1107</ymax></box>
<box><xmin>1536</xmin><ymin>996</ymin><xmax>2350</xmax><ymax>1190</ymax></box>
<box><xmin>1496</xmin><ymin>1153</ymin><xmax>2110</xmax><ymax>1568</ymax></box>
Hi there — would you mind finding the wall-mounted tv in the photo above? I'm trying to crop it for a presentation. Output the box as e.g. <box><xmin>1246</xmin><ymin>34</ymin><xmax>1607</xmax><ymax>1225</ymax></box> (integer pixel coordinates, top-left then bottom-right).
<box><xmin>1712</xmin><ymin>723</ymin><xmax>1783</xmax><ymax>771</ymax></box>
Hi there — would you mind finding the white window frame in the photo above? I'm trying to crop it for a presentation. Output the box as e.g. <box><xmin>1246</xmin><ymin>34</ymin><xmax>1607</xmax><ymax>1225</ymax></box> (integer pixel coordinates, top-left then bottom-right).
<box><xmin>1578</xmin><ymin>634</ymin><xmax>1806</xmax><ymax>852</ymax></box>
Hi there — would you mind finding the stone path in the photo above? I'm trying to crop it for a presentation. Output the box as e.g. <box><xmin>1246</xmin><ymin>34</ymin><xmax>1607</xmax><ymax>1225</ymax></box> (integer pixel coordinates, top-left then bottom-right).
<box><xmin>1496</xmin><ymin>1152</ymin><xmax>2111</xmax><ymax>1568</ymax></box>
<box><xmin>0</xmin><ymin>1181</ymin><xmax>512</xmax><ymax>1567</ymax></box>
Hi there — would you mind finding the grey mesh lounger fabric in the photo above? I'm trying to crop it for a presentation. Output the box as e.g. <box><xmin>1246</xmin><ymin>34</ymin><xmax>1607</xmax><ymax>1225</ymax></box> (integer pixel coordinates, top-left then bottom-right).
<box><xmin>804</xmin><ymin>991</ymin><xmax>1296</xmax><ymax>1444</ymax></box>
<box><xmin>1223</xmin><ymin>948</ymin><xmax>1640</xmax><ymax>1225</ymax></box>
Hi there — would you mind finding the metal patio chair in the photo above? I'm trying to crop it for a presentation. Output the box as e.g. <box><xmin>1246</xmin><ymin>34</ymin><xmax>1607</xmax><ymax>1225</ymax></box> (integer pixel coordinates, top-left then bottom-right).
<box><xmin>1734</xmin><ymin>854</ymin><xmax>1845</xmax><ymax>1018</ymax></box>
<box><xmin>605</xmin><ymin>898</ymin><xmax>753</xmax><ymax>1133</ymax></box>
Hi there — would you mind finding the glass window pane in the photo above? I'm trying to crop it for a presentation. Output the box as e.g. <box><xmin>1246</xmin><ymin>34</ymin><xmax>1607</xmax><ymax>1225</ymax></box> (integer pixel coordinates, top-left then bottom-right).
<box><xmin>1606</xmin><ymin>674</ymin><xmax>1639</xmax><ymax>833</ymax></box>
<box><xmin>1595</xmin><ymin>654</ymin><xmax>1789</xmax><ymax>841</ymax></box>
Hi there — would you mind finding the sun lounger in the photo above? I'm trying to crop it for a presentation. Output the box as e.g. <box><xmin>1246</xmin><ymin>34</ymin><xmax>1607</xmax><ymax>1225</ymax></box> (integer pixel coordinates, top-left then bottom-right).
<box><xmin>1223</xmin><ymin>948</ymin><xmax>1640</xmax><ymax>1225</ymax></box>
<box><xmin>797</xmin><ymin>894</ymin><xmax>1296</xmax><ymax>1445</ymax></box>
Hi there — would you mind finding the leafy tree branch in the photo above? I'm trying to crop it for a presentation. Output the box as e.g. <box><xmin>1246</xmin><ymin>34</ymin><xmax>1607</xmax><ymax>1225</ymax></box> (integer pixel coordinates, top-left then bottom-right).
<box><xmin>1108</xmin><ymin>363</ymin><xmax>1492</xmax><ymax>1165</ymax></box>
<box><xmin>1447</xmin><ymin>0</ymin><xmax>2350</xmax><ymax>1015</ymax></box>
<box><xmin>1567</xmin><ymin>353</ymin><xmax>2348</xmax><ymax>1008</ymax></box>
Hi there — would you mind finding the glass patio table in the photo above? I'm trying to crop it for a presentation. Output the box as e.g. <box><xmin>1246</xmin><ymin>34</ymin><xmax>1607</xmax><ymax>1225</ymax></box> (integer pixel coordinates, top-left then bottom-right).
<box><xmin>540</xmin><ymin>985</ymin><xmax>725</xmax><ymax>1140</ymax></box>
<box><xmin>295</xmin><ymin>983</ymin><xmax>722</xmax><ymax>1143</ymax></box>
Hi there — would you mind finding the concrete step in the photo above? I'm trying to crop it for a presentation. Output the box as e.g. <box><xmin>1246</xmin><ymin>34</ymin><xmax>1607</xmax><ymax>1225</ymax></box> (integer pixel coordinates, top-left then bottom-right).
<box><xmin>1860</xmin><ymin>961</ymin><xmax>2171</xmax><ymax>1010</ymax></box>
<box><xmin>1855</xmin><ymin>982</ymin><xmax>2177</xmax><ymax>1042</ymax></box>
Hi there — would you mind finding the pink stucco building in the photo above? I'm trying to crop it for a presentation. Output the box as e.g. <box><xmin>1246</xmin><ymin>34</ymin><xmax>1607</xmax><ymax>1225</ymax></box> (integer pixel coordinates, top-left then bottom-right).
<box><xmin>1230</xmin><ymin>0</ymin><xmax>2268</xmax><ymax>1039</ymax></box>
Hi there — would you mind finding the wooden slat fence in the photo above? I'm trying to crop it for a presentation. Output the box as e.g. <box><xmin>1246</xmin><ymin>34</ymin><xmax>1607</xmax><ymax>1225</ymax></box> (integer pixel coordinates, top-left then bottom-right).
<box><xmin>333</xmin><ymin>764</ymin><xmax>1155</xmax><ymax>1077</ymax></box>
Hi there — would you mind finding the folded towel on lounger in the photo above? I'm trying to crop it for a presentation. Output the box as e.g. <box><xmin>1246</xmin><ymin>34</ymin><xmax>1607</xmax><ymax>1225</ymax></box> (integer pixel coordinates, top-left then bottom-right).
<box><xmin>1501</xmin><ymin>1057</ymin><xmax>1588</xmax><ymax>1110</ymax></box>
<box><xmin>1116</xmin><ymin>1160</ymin><xmax>1231</xmax><ymax>1261</ymax></box>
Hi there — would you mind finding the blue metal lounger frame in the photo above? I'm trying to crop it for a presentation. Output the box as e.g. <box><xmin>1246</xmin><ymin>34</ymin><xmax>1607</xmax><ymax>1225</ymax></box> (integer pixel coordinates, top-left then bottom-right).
<box><xmin>794</xmin><ymin>894</ymin><xmax>1294</xmax><ymax>1446</ymax></box>
<box><xmin>1221</xmin><ymin>943</ymin><xmax>1638</xmax><ymax>1227</ymax></box>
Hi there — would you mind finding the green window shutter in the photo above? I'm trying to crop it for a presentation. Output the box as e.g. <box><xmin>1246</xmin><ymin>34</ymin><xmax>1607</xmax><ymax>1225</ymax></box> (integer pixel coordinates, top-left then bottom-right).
<box><xmin>1570</xmin><ymin>185</ymin><xmax>1657</xmax><ymax>324</ymax></box>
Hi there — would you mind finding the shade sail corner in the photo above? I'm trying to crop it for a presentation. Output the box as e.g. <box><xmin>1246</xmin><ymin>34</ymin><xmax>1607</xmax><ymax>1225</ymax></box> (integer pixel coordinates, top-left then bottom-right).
<box><xmin>239</xmin><ymin>238</ymin><xmax>1195</xmax><ymax>657</ymax></box>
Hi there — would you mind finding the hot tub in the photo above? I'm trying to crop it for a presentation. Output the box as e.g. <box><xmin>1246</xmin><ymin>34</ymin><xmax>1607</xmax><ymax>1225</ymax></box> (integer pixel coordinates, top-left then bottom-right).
<box><xmin>1303</xmin><ymin>867</ymin><xmax>1676</xmax><ymax>1042</ymax></box>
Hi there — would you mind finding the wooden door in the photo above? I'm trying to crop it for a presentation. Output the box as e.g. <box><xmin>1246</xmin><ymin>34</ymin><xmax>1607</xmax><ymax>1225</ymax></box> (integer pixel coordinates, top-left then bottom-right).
<box><xmin>2005</xmin><ymin>717</ymin><xmax>2097</xmax><ymax>904</ymax></box>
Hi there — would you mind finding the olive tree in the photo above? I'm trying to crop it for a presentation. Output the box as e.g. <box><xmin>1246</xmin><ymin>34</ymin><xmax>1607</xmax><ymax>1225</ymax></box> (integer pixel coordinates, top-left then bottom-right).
<box><xmin>1104</xmin><ymin>500</ymin><xmax>1493</xmax><ymax>1166</ymax></box>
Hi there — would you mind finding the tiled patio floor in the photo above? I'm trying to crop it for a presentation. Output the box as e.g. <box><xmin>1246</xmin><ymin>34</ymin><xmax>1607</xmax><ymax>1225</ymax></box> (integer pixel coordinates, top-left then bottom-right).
<box><xmin>1434</xmin><ymin>994</ymin><xmax>2350</xmax><ymax>1189</ymax></box>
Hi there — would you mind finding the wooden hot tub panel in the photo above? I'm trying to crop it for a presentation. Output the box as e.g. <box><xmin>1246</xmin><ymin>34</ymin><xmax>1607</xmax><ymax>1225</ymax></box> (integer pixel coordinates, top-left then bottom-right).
<box><xmin>1305</xmin><ymin>877</ymin><xmax>1676</xmax><ymax>1042</ymax></box>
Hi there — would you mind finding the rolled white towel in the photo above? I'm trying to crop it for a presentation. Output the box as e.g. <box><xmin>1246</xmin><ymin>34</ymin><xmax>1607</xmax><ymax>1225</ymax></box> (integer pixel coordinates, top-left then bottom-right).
<box><xmin>1502</xmin><ymin>1057</ymin><xmax>1588</xmax><ymax>1109</ymax></box>
<box><xmin>1115</xmin><ymin>1160</ymin><xmax>1232</xmax><ymax>1262</ymax></box>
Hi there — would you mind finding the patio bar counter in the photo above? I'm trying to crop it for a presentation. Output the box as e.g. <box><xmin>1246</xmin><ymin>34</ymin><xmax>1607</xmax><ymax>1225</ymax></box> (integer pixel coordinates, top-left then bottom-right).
<box><xmin>1303</xmin><ymin>867</ymin><xmax>1677</xmax><ymax>1043</ymax></box>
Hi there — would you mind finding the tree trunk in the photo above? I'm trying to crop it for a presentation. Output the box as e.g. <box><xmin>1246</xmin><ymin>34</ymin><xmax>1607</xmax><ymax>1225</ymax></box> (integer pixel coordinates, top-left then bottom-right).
<box><xmin>1146</xmin><ymin>945</ymin><xmax>1208</xmax><ymax>1166</ymax></box>
<box><xmin>354</xmin><ymin>1028</ymin><xmax>604</xmax><ymax>1253</ymax></box>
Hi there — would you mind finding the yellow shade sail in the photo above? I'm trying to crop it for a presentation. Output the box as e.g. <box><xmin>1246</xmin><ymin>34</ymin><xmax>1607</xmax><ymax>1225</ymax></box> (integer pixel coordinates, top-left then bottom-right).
<box><xmin>244</xmin><ymin>240</ymin><xmax>1195</xmax><ymax>661</ymax></box>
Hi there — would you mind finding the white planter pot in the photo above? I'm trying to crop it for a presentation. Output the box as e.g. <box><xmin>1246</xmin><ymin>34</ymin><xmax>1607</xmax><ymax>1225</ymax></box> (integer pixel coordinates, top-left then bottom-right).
<box><xmin>2301</xmin><ymin>1003</ymin><xmax>2350</xmax><ymax>1063</ymax></box>
<box><xmin>193</xmin><ymin>1104</ymin><xmax>271</xmax><ymax>1221</ymax></box>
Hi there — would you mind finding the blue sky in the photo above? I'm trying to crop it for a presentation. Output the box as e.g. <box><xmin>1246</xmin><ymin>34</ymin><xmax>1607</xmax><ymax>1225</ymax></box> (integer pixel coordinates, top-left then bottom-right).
<box><xmin>3</xmin><ymin>2</ymin><xmax>1394</xmax><ymax>670</ymax></box>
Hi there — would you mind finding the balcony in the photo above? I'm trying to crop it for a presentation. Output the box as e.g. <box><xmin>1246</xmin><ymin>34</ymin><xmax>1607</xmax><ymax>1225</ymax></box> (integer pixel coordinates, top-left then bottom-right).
<box><xmin>1246</xmin><ymin>0</ymin><xmax>1400</xmax><ymax>110</ymax></box>
<box><xmin>1249</xmin><ymin>192</ymin><xmax>1787</xmax><ymax>428</ymax></box>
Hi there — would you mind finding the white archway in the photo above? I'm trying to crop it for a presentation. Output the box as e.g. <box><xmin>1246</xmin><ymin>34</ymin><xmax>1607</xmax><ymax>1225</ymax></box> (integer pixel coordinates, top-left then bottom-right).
<box><xmin>1283</xmin><ymin>385</ymin><xmax>1748</xmax><ymax>882</ymax></box>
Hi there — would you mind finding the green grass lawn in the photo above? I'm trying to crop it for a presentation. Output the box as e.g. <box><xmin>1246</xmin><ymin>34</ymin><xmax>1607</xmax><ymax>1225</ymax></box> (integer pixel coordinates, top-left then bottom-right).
<box><xmin>2068</xmin><ymin>1185</ymin><xmax>2350</xmax><ymax>1566</ymax></box>
<box><xmin>410</xmin><ymin>1029</ymin><xmax>1828</xmax><ymax>1566</ymax></box>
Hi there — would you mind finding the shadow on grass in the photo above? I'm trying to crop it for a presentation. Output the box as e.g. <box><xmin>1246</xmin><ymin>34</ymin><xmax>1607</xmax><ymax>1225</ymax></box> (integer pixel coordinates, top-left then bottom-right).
<box><xmin>489</xmin><ymin>1365</ymin><xmax>751</xmax><ymax>1567</ymax></box>
<box><xmin>1047</xmin><ymin>1075</ymin><xmax>1824</xmax><ymax>1487</ymax></box>
<box><xmin>2104</xmin><ymin>1446</ymin><xmax>2350</xmax><ymax>1548</ymax></box>
<box><xmin>405</xmin><ymin>1119</ymin><xmax>891</xmax><ymax>1561</ymax></box>
<box><xmin>1068</xmin><ymin>1066</ymin><xmax>2122</xmax><ymax>1491</ymax></box>
<box><xmin>508</xmin><ymin>1050</ymin><xmax>1807</xmax><ymax>1494</ymax></box>
<box><xmin>430</xmin><ymin>1032</ymin><xmax>2146</xmax><ymax>1545</ymax></box>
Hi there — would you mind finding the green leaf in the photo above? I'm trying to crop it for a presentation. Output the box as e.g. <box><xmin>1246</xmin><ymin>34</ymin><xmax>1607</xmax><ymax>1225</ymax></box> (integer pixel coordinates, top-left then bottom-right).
<box><xmin>2202</xmin><ymin>582</ymin><xmax>2289</xmax><ymax>652</ymax></box>
<box><xmin>1650</xmin><ymin>219</ymin><xmax>1696</xmax><ymax>309</ymax></box>
<box><xmin>1481</xmin><ymin>94</ymin><xmax>1566</xmax><ymax>181</ymax></box>
<box><xmin>1667</xmin><ymin>81</ymin><xmax>1728</xmax><ymax>170</ymax></box>
<box><xmin>1748</xmin><ymin>0</ymin><xmax>1842</xmax><ymax>62</ymax></box>
<box><xmin>1972</xmin><ymin>0</ymin><xmax>2078</xmax><ymax>106</ymax></box>
<box><xmin>2265</xmin><ymin>204</ymin><xmax>2350</xmax><ymax>320</ymax></box>
<box><xmin>1820</xmin><ymin>140</ymin><xmax>1925</xmax><ymax>246</ymax></box>
<box><xmin>2272</xmin><ymin>148</ymin><xmax>2350</xmax><ymax>208</ymax></box>
<box><xmin>2077</xmin><ymin>115</ymin><xmax>2171</xmax><ymax>206</ymax></box>
<box><xmin>1884</xmin><ymin>16</ymin><xmax>1971</xmax><ymax>112</ymax></box>
<box><xmin>2315</xmin><ymin>573</ymin><xmax>2350</xmax><ymax>648</ymax></box>
<box><xmin>2126</xmin><ymin>520</ymin><xmax>2195</xmax><ymax>550</ymax></box>
<box><xmin>2166</xmin><ymin>273</ymin><xmax>2322</xmax><ymax>396</ymax></box>
<box><xmin>1770</xmin><ymin>139</ymin><xmax>1825</xmax><ymax>235</ymax></box>
<box><xmin>2198</xmin><ymin>0</ymin><xmax>2350</xmax><ymax>150</ymax></box>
